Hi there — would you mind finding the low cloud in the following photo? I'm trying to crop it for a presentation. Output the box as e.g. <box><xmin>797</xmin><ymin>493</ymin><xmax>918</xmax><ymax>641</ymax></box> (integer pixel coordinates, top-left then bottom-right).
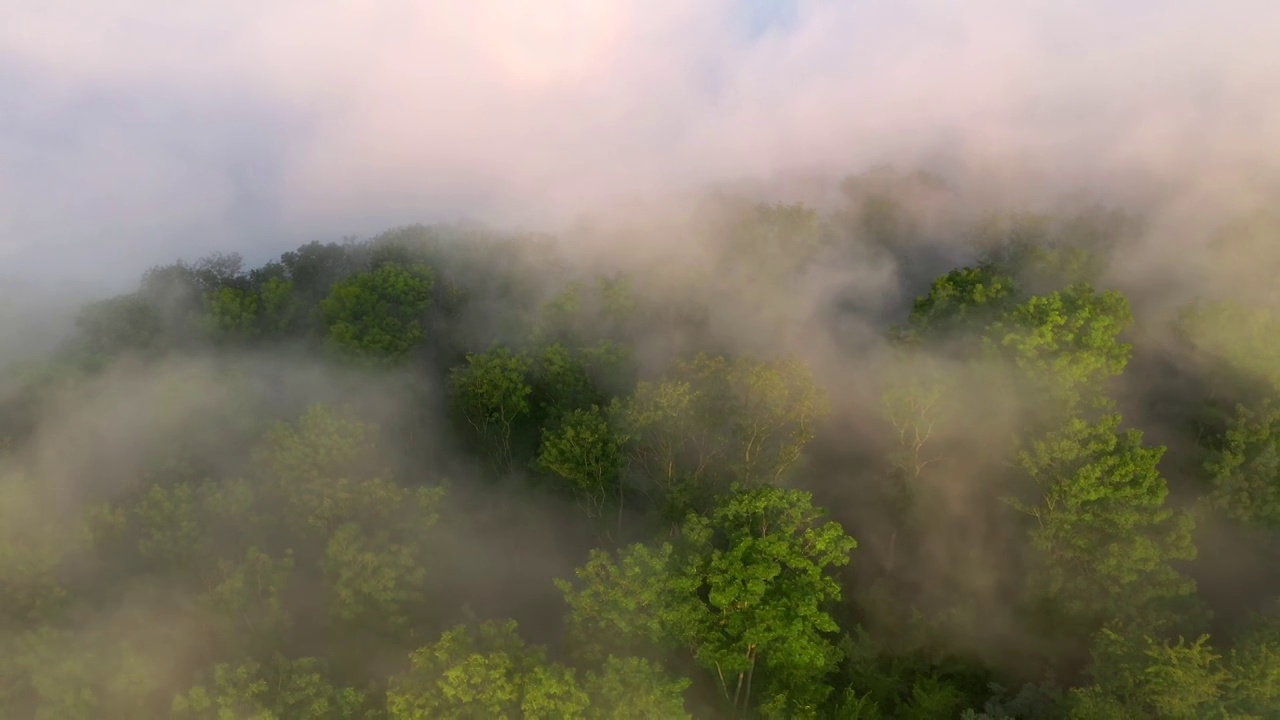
<box><xmin>3</xmin><ymin>0</ymin><xmax>1278</xmax><ymax>287</ymax></box>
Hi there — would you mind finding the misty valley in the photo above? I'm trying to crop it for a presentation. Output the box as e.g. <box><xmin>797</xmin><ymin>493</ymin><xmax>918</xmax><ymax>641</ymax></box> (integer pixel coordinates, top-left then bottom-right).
<box><xmin>3</xmin><ymin>175</ymin><xmax>1280</xmax><ymax>719</ymax></box>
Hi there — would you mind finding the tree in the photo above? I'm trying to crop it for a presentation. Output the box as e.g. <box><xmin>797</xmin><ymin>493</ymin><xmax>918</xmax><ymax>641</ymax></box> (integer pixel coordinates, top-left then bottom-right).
<box><xmin>206</xmin><ymin>286</ymin><xmax>262</xmax><ymax>339</ymax></box>
<box><xmin>4</xmin><ymin>621</ymin><xmax>170</xmax><ymax>719</ymax></box>
<box><xmin>448</xmin><ymin>348</ymin><xmax>534</xmax><ymax>475</ymax></box>
<box><xmin>1012</xmin><ymin>416</ymin><xmax>1198</xmax><ymax>634</ymax></box>
<box><xmin>387</xmin><ymin>620</ymin><xmax>588</xmax><ymax>719</ymax></box>
<box><xmin>611</xmin><ymin>354</ymin><xmax>828</xmax><ymax>524</ymax></box>
<box><xmin>1178</xmin><ymin>300</ymin><xmax>1280</xmax><ymax>393</ymax></box>
<box><xmin>582</xmin><ymin>656</ymin><xmax>691</xmax><ymax>720</ymax></box>
<box><xmin>896</xmin><ymin>266</ymin><xmax>1133</xmax><ymax>423</ymax></box>
<box><xmin>536</xmin><ymin>405</ymin><xmax>625</xmax><ymax>531</ymax></box>
<box><xmin>895</xmin><ymin>265</ymin><xmax>1018</xmax><ymax>346</ymax></box>
<box><xmin>529</xmin><ymin>343</ymin><xmax>605</xmax><ymax>428</ymax></box>
<box><xmin>278</xmin><ymin>240</ymin><xmax>365</xmax><ymax>311</ymax></box>
<box><xmin>0</xmin><ymin>468</ymin><xmax>85</xmax><ymax>625</ymax></box>
<box><xmin>173</xmin><ymin>656</ymin><xmax>370</xmax><ymax>719</ymax></box>
<box><xmin>247</xmin><ymin>405</ymin><xmax>444</xmax><ymax>641</ymax></box>
<box><xmin>1067</xmin><ymin>627</ymin><xmax>1229</xmax><ymax>720</ymax></box>
<box><xmin>71</xmin><ymin>293</ymin><xmax>163</xmax><ymax>366</ymax></box>
<box><xmin>529</xmin><ymin>276</ymin><xmax>638</xmax><ymax>350</ymax></box>
<box><xmin>200</xmin><ymin>546</ymin><xmax>296</xmax><ymax>654</ymax></box>
<box><xmin>321</xmin><ymin>263</ymin><xmax>434</xmax><ymax>363</ymax></box>
<box><xmin>131</xmin><ymin>480</ymin><xmax>204</xmax><ymax>571</ymax></box>
<box><xmin>1204</xmin><ymin>402</ymin><xmax>1280</xmax><ymax>530</ymax></box>
<box><xmin>251</xmin><ymin>404</ymin><xmax>413</xmax><ymax>542</ymax></box>
<box><xmin>1223</xmin><ymin>608</ymin><xmax>1280</xmax><ymax>716</ymax></box>
<box><xmin>984</xmin><ymin>282</ymin><xmax>1133</xmax><ymax>416</ymax></box>
<box><xmin>559</xmin><ymin>487</ymin><xmax>856</xmax><ymax>717</ymax></box>
<box><xmin>205</xmin><ymin>276</ymin><xmax>299</xmax><ymax>340</ymax></box>
<box><xmin>323</xmin><ymin>521</ymin><xmax>428</xmax><ymax>637</ymax></box>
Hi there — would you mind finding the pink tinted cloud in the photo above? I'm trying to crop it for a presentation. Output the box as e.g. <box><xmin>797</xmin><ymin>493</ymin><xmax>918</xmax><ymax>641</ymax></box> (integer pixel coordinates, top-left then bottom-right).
<box><xmin>2</xmin><ymin>0</ymin><xmax>1278</xmax><ymax>263</ymax></box>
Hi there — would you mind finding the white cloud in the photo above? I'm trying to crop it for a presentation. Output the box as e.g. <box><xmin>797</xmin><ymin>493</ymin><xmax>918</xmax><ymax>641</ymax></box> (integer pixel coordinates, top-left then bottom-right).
<box><xmin>2</xmin><ymin>0</ymin><xmax>1278</xmax><ymax>284</ymax></box>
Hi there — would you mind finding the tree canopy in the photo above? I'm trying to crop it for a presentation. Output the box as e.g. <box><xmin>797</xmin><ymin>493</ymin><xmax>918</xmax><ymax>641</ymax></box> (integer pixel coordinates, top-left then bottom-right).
<box><xmin>4</xmin><ymin>192</ymin><xmax>1280</xmax><ymax>718</ymax></box>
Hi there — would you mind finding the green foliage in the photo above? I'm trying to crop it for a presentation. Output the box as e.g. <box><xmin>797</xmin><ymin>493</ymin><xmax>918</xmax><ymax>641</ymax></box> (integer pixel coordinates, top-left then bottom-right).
<box><xmin>1013</xmin><ymin>416</ymin><xmax>1198</xmax><ymax>630</ymax></box>
<box><xmin>12</xmin><ymin>210</ymin><xmax>1280</xmax><ymax>720</ymax></box>
<box><xmin>1205</xmin><ymin>402</ymin><xmax>1280</xmax><ymax>530</ymax></box>
<box><xmin>899</xmin><ymin>265</ymin><xmax>1019</xmax><ymax>344</ymax></box>
<box><xmin>206</xmin><ymin>286</ymin><xmax>261</xmax><ymax>338</ymax></box>
<box><xmin>527</xmin><ymin>340</ymin><xmax>634</xmax><ymax>431</ymax></box>
<box><xmin>583</xmin><ymin>656</ymin><xmax>692</xmax><ymax>720</ymax></box>
<box><xmin>201</xmin><ymin>546</ymin><xmax>296</xmax><ymax>650</ymax></box>
<box><xmin>537</xmin><ymin>405</ymin><xmax>625</xmax><ymax>527</ymax></box>
<box><xmin>899</xmin><ymin>266</ymin><xmax>1132</xmax><ymax>424</ymax></box>
<box><xmin>834</xmin><ymin>625</ymin><xmax>999</xmax><ymax>720</ymax></box>
<box><xmin>0</xmin><ymin>471</ymin><xmax>78</xmax><ymax>627</ymax></box>
<box><xmin>1178</xmin><ymin>300</ymin><xmax>1280</xmax><ymax>392</ymax></box>
<box><xmin>323</xmin><ymin>522</ymin><xmax>428</xmax><ymax>636</ymax></box>
<box><xmin>174</xmin><ymin>656</ymin><xmax>371</xmax><ymax>719</ymax></box>
<box><xmin>321</xmin><ymin>263</ymin><xmax>434</xmax><ymax>362</ymax></box>
<box><xmin>1223</xmin><ymin>611</ymin><xmax>1280</xmax><ymax>716</ymax></box>
<box><xmin>1068</xmin><ymin>628</ymin><xmax>1230</xmax><ymax>719</ymax></box>
<box><xmin>4</xmin><ymin>622</ymin><xmax>169</xmax><ymax>719</ymax></box>
<box><xmin>132</xmin><ymin>480</ymin><xmax>204</xmax><ymax>569</ymax></box>
<box><xmin>72</xmin><ymin>293</ymin><xmax>163</xmax><ymax>365</ymax></box>
<box><xmin>612</xmin><ymin>354</ymin><xmax>827</xmax><ymax>522</ymax></box>
<box><xmin>559</xmin><ymin>487</ymin><xmax>856</xmax><ymax>717</ymax></box>
<box><xmin>387</xmin><ymin>620</ymin><xmax>589</xmax><ymax>719</ymax></box>
<box><xmin>530</xmin><ymin>276</ymin><xmax>638</xmax><ymax>349</ymax></box>
<box><xmin>449</xmin><ymin>347</ymin><xmax>534</xmax><ymax>474</ymax></box>
<box><xmin>985</xmin><ymin>282</ymin><xmax>1132</xmax><ymax>413</ymax></box>
<box><xmin>205</xmin><ymin>277</ymin><xmax>299</xmax><ymax>340</ymax></box>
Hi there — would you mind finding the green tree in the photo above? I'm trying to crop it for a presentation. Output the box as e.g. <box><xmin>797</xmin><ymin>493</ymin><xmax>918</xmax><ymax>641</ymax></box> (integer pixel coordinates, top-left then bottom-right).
<box><xmin>200</xmin><ymin>546</ymin><xmax>296</xmax><ymax>654</ymax></box>
<box><xmin>582</xmin><ymin>656</ymin><xmax>691</xmax><ymax>720</ymax></box>
<box><xmin>205</xmin><ymin>276</ymin><xmax>299</xmax><ymax>340</ymax></box>
<box><xmin>896</xmin><ymin>266</ymin><xmax>1132</xmax><ymax>424</ymax></box>
<box><xmin>173</xmin><ymin>656</ymin><xmax>370</xmax><ymax>719</ymax></box>
<box><xmin>1178</xmin><ymin>300</ymin><xmax>1280</xmax><ymax>393</ymax></box>
<box><xmin>448</xmin><ymin>348</ymin><xmax>534</xmax><ymax>475</ymax></box>
<box><xmin>323</xmin><ymin>521</ymin><xmax>428</xmax><ymax>637</ymax></box>
<box><xmin>71</xmin><ymin>293</ymin><xmax>163</xmax><ymax>366</ymax></box>
<box><xmin>896</xmin><ymin>265</ymin><xmax>1019</xmax><ymax>346</ymax></box>
<box><xmin>1012</xmin><ymin>416</ymin><xmax>1198</xmax><ymax>633</ymax></box>
<box><xmin>0</xmin><ymin>471</ymin><xmax>80</xmax><ymax>628</ymax></box>
<box><xmin>251</xmin><ymin>404</ymin><xmax>415</xmax><ymax>542</ymax></box>
<box><xmin>1222</xmin><ymin>607</ymin><xmax>1280</xmax><ymax>716</ymax></box>
<box><xmin>5</xmin><ymin>622</ymin><xmax>169</xmax><ymax>719</ymax></box>
<box><xmin>984</xmin><ymin>282</ymin><xmax>1133</xmax><ymax>415</ymax></box>
<box><xmin>559</xmin><ymin>487</ymin><xmax>856</xmax><ymax>717</ymax></box>
<box><xmin>321</xmin><ymin>263</ymin><xmax>434</xmax><ymax>362</ymax></box>
<box><xmin>528</xmin><ymin>342</ymin><xmax>630</xmax><ymax>428</ymax></box>
<box><xmin>248</xmin><ymin>405</ymin><xmax>444</xmax><ymax>640</ymax></box>
<box><xmin>612</xmin><ymin>354</ymin><xmax>827</xmax><ymax>523</ymax></box>
<box><xmin>131</xmin><ymin>480</ymin><xmax>204</xmax><ymax>571</ymax></box>
<box><xmin>1067</xmin><ymin>628</ymin><xmax>1229</xmax><ymax>720</ymax></box>
<box><xmin>536</xmin><ymin>405</ymin><xmax>625</xmax><ymax>531</ymax></box>
<box><xmin>387</xmin><ymin>620</ymin><xmax>589</xmax><ymax>719</ymax></box>
<box><xmin>206</xmin><ymin>286</ymin><xmax>262</xmax><ymax>339</ymax></box>
<box><xmin>1205</xmin><ymin>402</ymin><xmax>1280</xmax><ymax>530</ymax></box>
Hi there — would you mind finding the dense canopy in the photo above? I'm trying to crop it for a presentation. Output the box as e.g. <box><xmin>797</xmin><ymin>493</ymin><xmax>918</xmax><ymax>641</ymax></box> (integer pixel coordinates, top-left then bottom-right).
<box><xmin>2</xmin><ymin>179</ymin><xmax>1279</xmax><ymax>718</ymax></box>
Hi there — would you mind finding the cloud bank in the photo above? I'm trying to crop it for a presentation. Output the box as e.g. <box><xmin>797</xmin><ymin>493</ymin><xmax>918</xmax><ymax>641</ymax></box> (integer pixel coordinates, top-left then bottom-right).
<box><xmin>3</xmin><ymin>0</ymin><xmax>1277</xmax><ymax>287</ymax></box>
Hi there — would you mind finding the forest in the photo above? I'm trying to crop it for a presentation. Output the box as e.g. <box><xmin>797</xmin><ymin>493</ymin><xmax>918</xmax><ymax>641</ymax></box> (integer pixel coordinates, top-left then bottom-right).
<box><xmin>2</xmin><ymin>168</ymin><xmax>1279</xmax><ymax>719</ymax></box>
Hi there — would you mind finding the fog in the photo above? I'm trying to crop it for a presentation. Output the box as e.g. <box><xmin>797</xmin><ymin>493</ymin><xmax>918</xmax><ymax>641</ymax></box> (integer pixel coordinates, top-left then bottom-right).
<box><xmin>5</xmin><ymin>0</ymin><xmax>1278</xmax><ymax>286</ymax></box>
<box><xmin>4</xmin><ymin>1</ymin><xmax>1280</xmax><ymax>717</ymax></box>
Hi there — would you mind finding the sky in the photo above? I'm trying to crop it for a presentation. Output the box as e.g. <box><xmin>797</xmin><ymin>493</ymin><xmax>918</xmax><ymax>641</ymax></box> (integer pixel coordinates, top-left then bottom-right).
<box><xmin>2</xmin><ymin>0</ymin><xmax>1278</xmax><ymax>293</ymax></box>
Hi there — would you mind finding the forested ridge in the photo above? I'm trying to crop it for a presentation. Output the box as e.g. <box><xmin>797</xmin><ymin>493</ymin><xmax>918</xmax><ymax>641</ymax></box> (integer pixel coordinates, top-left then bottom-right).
<box><xmin>3</xmin><ymin>171</ymin><xmax>1280</xmax><ymax>719</ymax></box>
